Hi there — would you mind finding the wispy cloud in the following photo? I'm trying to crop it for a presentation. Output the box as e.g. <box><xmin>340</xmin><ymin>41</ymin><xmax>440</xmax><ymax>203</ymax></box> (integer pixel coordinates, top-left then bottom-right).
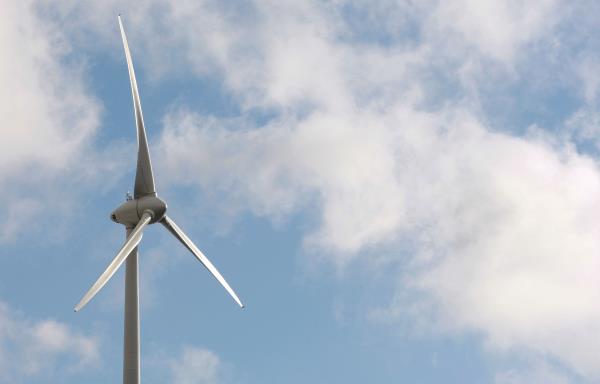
<box><xmin>169</xmin><ymin>346</ymin><xmax>224</xmax><ymax>384</ymax></box>
<box><xmin>4</xmin><ymin>0</ymin><xmax>600</xmax><ymax>382</ymax></box>
<box><xmin>140</xmin><ymin>1</ymin><xmax>600</xmax><ymax>380</ymax></box>
<box><xmin>0</xmin><ymin>301</ymin><xmax>99</xmax><ymax>381</ymax></box>
<box><xmin>495</xmin><ymin>358</ymin><xmax>576</xmax><ymax>384</ymax></box>
<box><xmin>0</xmin><ymin>0</ymin><xmax>127</xmax><ymax>244</ymax></box>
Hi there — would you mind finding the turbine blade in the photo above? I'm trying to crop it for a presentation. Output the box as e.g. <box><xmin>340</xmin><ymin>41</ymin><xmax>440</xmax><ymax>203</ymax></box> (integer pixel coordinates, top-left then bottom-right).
<box><xmin>161</xmin><ymin>216</ymin><xmax>244</xmax><ymax>308</ymax></box>
<box><xmin>118</xmin><ymin>15</ymin><xmax>156</xmax><ymax>198</ymax></box>
<box><xmin>74</xmin><ymin>212</ymin><xmax>153</xmax><ymax>312</ymax></box>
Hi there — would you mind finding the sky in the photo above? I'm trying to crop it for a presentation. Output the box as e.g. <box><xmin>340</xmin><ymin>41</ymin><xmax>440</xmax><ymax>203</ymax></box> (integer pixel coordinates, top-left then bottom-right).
<box><xmin>1</xmin><ymin>0</ymin><xmax>600</xmax><ymax>383</ymax></box>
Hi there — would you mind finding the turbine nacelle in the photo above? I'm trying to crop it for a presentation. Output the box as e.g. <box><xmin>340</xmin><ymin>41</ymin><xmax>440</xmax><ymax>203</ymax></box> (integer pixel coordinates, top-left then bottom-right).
<box><xmin>110</xmin><ymin>195</ymin><xmax>167</xmax><ymax>227</ymax></box>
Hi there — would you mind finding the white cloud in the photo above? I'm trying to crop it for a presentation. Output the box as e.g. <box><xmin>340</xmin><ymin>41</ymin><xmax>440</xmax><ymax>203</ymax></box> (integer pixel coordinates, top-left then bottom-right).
<box><xmin>143</xmin><ymin>1</ymin><xmax>600</xmax><ymax>381</ymax></box>
<box><xmin>495</xmin><ymin>359</ymin><xmax>574</xmax><ymax>384</ymax></box>
<box><xmin>404</xmin><ymin>125</ymin><xmax>600</xmax><ymax>378</ymax></box>
<box><xmin>0</xmin><ymin>1</ymin><xmax>97</xmax><ymax>171</ymax></box>
<box><xmin>566</xmin><ymin>48</ymin><xmax>600</xmax><ymax>152</ymax></box>
<box><xmin>158</xmin><ymin>104</ymin><xmax>600</xmax><ymax>377</ymax></box>
<box><xmin>0</xmin><ymin>198</ymin><xmax>41</xmax><ymax>243</ymax></box>
<box><xmin>0</xmin><ymin>301</ymin><xmax>99</xmax><ymax>381</ymax></box>
<box><xmin>427</xmin><ymin>0</ymin><xmax>560</xmax><ymax>62</ymax></box>
<box><xmin>169</xmin><ymin>346</ymin><xmax>222</xmax><ymax>384</ymax></box>
<box><xmin>0</xmin><ymin>0</ymin><xmax>125</xmax><ymax>243</ymax></box>
<box><xmin>4</xmin><ymin>0</ymin><xmax>600</xmax><ymax>382</ymax></box>
<box><xmin>158</xmin><ymin>108</ymin><xmax>406</xmax><ymax>257</ymax></box>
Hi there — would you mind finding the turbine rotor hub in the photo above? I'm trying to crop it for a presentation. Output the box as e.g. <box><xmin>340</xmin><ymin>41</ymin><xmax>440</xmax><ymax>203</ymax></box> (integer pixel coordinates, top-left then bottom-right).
<box><xmin>110</xmin><ymin>195</ymin><xmax>167</xmax><ymax>227</ymax></box>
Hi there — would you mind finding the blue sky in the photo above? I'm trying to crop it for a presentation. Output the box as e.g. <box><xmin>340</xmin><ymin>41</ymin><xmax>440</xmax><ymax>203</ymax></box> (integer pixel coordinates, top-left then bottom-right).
<box><xmin>1</xmin><ymin>1</ymin><xmax>600</xmax><ymax>383</ymax></box>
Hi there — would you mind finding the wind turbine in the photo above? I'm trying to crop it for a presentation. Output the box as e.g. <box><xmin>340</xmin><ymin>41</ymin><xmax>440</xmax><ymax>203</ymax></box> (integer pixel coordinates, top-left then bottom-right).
<box><xmin>75</xmin><ymin>16</ymin><xmax>244</xmax><ymax>384</ymax></box>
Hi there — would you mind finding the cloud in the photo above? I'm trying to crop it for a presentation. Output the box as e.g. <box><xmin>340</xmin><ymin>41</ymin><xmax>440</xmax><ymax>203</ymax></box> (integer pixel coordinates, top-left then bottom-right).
<box><xmin>426</xmin><ymin>0</ymin><xmax>560</xmax><ymax>62</ymax></box>
<box><xmin>157</xmin><ymin>108</ymin><xmax>407</xmax><ymax>257</ymax></box>
<box><xmin>0</xmin><ymin>301</ymin><xmax>99</xmax><ymax>381</ymax></box>
<box><xmin>0</xmin><ymin>1</ymin><xmax>97</xmax><ymax>173</ymax></box>
<box><xmin>0</xmin><ymin>198</ymin><xmax>42</xmax><ymax>243</ymax></box>
<box><xmin>403</xmin><ymin>125</ymin><xmax>600</xmax><ymax>378</ymax></box>
<box><xmin>158</xmin><ymin>104</ymin><xmax>600</xmax><ymax>379</ymax></box>
<box><xmin>5</xmin><ymin>0</ymin><xmax>600</xmax><ymax>382</ymax></box>
<box><xmin>0</xmin><ymin>0</ymin><xmax>124</xmax><ymax>243</ymax></box>
<box><xmin>494</xmin><ymin>357</ymin><xmax>578</xmax><ymax>384</ymax></box>
<box><xmin>169</xmin><ymin>346</ymin><xmax>223</xmax><ymax>384</ymax></box>
<box><xmin>143</xmin><ymin>0</ymin><xmax>600</xmax><ymax>380</ymax></box>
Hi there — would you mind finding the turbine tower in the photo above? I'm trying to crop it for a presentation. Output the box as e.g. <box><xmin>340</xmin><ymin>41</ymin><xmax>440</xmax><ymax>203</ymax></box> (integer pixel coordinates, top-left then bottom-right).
<box><xmin>75</xmin><ymin>16</ymin><xmax>244</xmax><ymax>384</ymax></box>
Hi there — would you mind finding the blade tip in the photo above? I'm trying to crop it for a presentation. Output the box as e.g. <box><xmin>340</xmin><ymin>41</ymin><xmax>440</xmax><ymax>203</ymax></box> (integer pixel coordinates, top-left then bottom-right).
<box><xmin>74</xmin><ymin>301</ymin><xmax>85</xmax><ymax>312</ymax></box>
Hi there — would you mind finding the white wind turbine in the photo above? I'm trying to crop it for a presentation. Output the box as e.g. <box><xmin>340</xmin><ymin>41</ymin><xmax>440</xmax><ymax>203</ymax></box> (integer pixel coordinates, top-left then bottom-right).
<box><xmin>75</xmin><ymin>16</ymin><xmax>243</xmax><ymax>384</ymax></box>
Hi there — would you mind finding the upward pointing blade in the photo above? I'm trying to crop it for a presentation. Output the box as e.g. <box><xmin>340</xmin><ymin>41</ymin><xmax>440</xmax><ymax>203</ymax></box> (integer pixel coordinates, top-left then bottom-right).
<box><xmin>161</xmin><ymin>215</ymin><xmax>244</xmax><ymax>308</ymax></box>
<box><xmin>118</xmin><ymin>16</ymin><xmax>156</xmax><ymax>198</ymax></box>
